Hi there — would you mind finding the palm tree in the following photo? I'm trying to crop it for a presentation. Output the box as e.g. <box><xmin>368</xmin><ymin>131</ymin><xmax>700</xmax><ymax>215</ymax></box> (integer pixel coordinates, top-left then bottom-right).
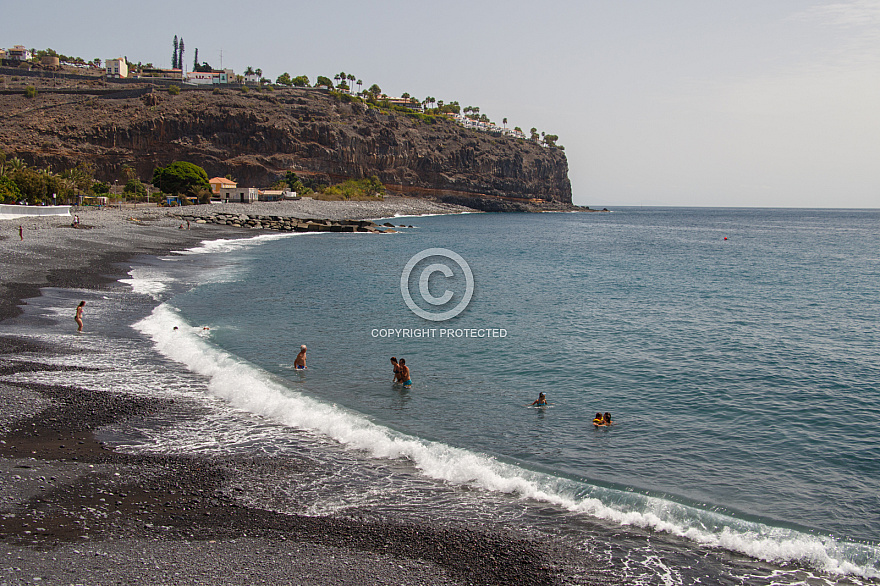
<box><xmin>245</xmin><ymin>66</ymin><xmax>255</xmax><ymax>76</ymax></box>
<box><xmin>503</xmin><ymin>117</ymin><xmax>507</xmax><ymax>130</ymax></box>
<box><xmin>255</xmin><ymin>68</ymin><xmax>262</xmax><ymax>77</ymax></box>
<box><xmin>334</xmin><ymin>74</ymin><xmax>341</xmax><ymax>86</ymax></box>
<box><xmin>356</xmin><ymin>79</ymin><xmax>363</xmax><ymax>94</ymax></box>
<box><xmin>10</xmin><ymin>157</ymin><xmax>26</xmax><ymax>171</ymax></box>
<box><xmin>347</xmin><ymin>74</ymin><xmax>355</xmax><ymax>92</ymax></box>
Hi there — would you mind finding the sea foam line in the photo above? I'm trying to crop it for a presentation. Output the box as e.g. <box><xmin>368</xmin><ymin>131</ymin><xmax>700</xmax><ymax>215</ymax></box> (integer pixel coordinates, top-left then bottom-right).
<box><xmin>172</xmin><ymin>231</ymin><xmax>315</xmax><ymax>256</ymax></box>
<box><xmin>132</xmin><ymin>304</ymin><xmax>879</xmax><ymax>579</ymax></box>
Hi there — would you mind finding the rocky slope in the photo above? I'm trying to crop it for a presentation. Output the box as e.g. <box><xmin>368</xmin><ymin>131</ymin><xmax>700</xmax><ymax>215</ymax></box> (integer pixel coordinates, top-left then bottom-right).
<box><xmin>0</xmin><ymin>85</ymin><xmax>573</xmax><ymax>211</ymax></box>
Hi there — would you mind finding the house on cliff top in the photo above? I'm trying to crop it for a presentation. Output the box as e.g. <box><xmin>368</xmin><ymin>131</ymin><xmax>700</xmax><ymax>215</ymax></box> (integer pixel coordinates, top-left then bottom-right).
<box><xmin>187</xmin><ymin>69</ymin><xmax>234</xmax><ymax>85</ymax></box>
<box><xmin>6</xmin><ymin>45</ymin><xmax>31</xmax><ymax>62</ymax></box>
<box><xmin>105</xmin><ymin>58</ymin><xmax>128</xmax><ymax>78</ymax></box>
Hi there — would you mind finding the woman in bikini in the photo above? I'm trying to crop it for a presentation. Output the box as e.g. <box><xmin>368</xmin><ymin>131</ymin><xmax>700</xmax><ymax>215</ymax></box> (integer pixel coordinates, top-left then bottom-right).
<box><xmin>74</xmin><ymin>301</ymin><xmax>85</xmax><ymax>332</ymax></box>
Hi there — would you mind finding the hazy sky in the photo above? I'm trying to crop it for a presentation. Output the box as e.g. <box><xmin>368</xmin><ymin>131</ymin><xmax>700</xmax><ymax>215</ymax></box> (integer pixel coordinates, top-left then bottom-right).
<box><xmin>3</xmin><ymin>1</ymin><xmax>879</xmax><ymax>208</ymax></box>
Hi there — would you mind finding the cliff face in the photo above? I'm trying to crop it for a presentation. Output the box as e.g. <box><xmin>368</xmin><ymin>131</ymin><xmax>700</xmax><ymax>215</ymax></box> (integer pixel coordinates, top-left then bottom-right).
<box><xmin>0</xmin><ymin>87</ymin><xmax>572</xmax><ymax>209</ymax></box>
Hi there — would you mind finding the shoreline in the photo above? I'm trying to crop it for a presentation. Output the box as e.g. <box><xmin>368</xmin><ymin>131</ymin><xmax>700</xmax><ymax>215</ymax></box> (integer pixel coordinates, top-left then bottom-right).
<box><xmin>0</xmin><ymin>198</ymin><xmax>606</xmax><ymax>584</ymax></box>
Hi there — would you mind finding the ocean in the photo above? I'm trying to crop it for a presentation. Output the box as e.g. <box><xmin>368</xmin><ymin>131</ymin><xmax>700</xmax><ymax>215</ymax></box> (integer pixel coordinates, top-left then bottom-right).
<box><xmin>3</xmin><ymin>207</ymin><xmax>878</xmax><ymax>584</ymax></box>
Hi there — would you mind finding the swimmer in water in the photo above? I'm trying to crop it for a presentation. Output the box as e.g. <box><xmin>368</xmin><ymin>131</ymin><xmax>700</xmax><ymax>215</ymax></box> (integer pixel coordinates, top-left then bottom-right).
<box><xmin>398</xmin><ymin>358</ymin><xmax>412</xmax><ymax>387</ymax></box>
<box><xmin>603</xmin><ymin>412</ymin><xmax>613</xmax><ymax>426</ymax></box>
<box><xmin>531</xmin><ymin>392</ymin><xmax>548</xmax><ymax>406</ymax></box>
<box><xmin>74</xmin><ymin>301</ymin><xmax>85</xmax><ymax>332</ymax></box>
<box><xmin>593</xmin><ymin>412</ymin><xmax>605</xmax><ymax>426</ymax></box>
<box><xmin>391</xmin><ymin>357</ymin><xmax>401</xmax><ymax>383</ymax></box>
<box><xmin>294</xmin><ymin>344</ymin><xmax>307</xmax><ymax>370</ymax></box>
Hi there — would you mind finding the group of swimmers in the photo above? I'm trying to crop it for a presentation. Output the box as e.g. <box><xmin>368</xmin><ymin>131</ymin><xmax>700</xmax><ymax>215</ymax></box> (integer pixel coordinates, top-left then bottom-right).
<box><xmin>530</xmin><ymin>392</ymin><xmax>614</xmax><ymax>427</ymax></box>
<box><xmin>593</xmin><ymin>412</ymin><xmax>613</xmax><ymax>427</ymax></box>
<box><xmin>390</xmin><ymin>357</ymin><xmax>412</xmax><ymax>387</ymax></box>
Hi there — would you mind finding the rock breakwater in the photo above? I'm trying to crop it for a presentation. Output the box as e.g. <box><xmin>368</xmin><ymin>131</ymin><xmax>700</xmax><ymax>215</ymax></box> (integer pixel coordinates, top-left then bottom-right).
<box><xmin>174</xmin><ymin>212</ymin><xmax>410</xmax><ymax>233</ymax></box>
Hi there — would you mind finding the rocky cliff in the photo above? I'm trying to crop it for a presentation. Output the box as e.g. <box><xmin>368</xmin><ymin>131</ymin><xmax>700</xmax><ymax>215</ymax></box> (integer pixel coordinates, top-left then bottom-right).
<box><xmin>0</xmin><ymin>86</ymin><xmax>572</xmax><ymax>210</ymax></box>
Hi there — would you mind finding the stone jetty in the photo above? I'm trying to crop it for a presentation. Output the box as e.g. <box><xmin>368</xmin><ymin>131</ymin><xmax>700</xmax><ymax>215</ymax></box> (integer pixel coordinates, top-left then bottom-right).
<box><xmin>172</xmin><ymin>212</ymin><xmax>410</xmax><ymax>233</ymax></box>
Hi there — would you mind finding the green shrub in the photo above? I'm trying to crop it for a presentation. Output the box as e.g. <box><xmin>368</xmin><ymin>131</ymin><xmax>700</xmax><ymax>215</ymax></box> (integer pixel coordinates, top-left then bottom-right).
<box><xmin>212</xmin><ymin>88</ymin><xmax>221</xmax><ymax>95</ymax></box>
<box><xmin>168</xmin><ymin>84</ymin><xmax>180</xmax><ymax>96</ymax></box>
<box><xmin>317</xmin><ymin>176</ymin><xmax>385</xmax><ymax>201</ymax></box>
<box><xmin>24</xmin><ymin>86</ymin><xmax>37</xmax><ymax>99</ymax></box>
<box><xmin>240</xmin><ymin>86</ymin><xmax>249</xmax><ymax>93</ymax></box>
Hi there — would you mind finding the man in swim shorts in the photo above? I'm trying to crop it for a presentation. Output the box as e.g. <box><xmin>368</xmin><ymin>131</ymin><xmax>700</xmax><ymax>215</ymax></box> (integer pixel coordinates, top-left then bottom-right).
<box><xmin>294</xmin><ymin>345</ymin><xmax>307</xmax><ymax>369</ymax></box>
<box><xmin>398</xmin><ymin>358</ymin><xmax>412</xmax><ymax>387</ymax></box>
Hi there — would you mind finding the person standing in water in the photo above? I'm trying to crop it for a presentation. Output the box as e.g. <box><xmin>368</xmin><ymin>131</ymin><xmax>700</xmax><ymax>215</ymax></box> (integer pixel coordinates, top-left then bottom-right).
<box><xmin>294</xmin><ymin>345</ymin><xmax>307</xmax><ymax>369</ymax></box>
<box><xmin>74</xmin><ymin>301</ymin><xmax>85</xmax><ymax>332</ymax></box>
<box><xmin>398</xmin><ymin>358</ymin><xmax>412</xmax><ymax>387</ymax></box>
<box><xmin>531</xmin><ymin>392</ymin><xmax>548</xmax><ymax>406</ymax></box>
<box><xmin>390</xmin><ymin>357</ymin><xmax>401</xmax><ymax>382</ymax></box>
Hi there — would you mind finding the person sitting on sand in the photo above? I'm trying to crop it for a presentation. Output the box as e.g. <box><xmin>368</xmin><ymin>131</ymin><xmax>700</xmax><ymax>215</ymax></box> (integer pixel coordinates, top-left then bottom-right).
<box><xmin>294</xmin><ymin>345</ymin><xmax>307</xmax><ymax>369</ymax></box>
<box><xmin>593</xmin><ymin>412</ymin><xmax>604</xmax><ymax>426</ymax></box>
<box><xmin>531</xmin><ymin>392</ymin><xmax>548</xmax><ymax>406</ymax></box>
<box><xmin>398</xmin><ymin>358</ymin><xmax>412</xmax><ymax>387</ymax></box>
<box><xmin>74</xmin><ymin>301</ymin><xmax>85</xmax><ymax>332</ymax></box>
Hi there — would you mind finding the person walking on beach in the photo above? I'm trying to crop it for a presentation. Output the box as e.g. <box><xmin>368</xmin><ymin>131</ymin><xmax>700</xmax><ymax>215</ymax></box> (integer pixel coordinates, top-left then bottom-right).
<box><xmin>19</xmin><ymin>225</ymin><xmax>23</xmax><ymax>241</ymax></box>
<box><xmin>294</xmin><ymin>345</ymin><xmax>307</xmax><ymax>369</ymax></box>
<box><xmin>74</xmin><ymin>301</ymin><xmax>85</xmax><ymax>332</ymax></box>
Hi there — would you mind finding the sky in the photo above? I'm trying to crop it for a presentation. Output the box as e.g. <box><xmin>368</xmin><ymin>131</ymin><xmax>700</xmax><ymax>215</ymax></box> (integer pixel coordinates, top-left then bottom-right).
<box><xmin>3</xmin><ymin>1</ymin><xmax>879</xmax><ymax>208</ymax></box>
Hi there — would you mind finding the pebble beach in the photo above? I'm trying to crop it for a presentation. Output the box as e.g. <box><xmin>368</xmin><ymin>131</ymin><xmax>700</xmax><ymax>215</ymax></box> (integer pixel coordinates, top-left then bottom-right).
<box><xmin>0</xmin><ymin>198</ymin><xmax>611</xmax><ymax>585</ymax></box>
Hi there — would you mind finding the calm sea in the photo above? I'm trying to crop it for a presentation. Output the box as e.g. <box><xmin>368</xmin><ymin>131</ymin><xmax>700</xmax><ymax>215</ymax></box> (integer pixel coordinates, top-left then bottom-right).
<box><xmin>4</xmin><ymin>207</ymin><xmax>878</xmax><ymax>584</ymax></box>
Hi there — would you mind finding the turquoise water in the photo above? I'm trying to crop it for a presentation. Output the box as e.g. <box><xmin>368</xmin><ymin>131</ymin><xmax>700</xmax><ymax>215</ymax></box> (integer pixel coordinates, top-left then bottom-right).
<box><xmin>119</xmin><ymin>207</ymin><xmax>880</xmax><ymax>581</ymax></box>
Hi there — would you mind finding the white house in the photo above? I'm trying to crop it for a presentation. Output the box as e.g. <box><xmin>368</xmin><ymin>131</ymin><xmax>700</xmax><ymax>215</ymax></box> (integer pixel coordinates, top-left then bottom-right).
<box><xmin>105</xmin><ymin>58</ymin><xmax>128</xmax><ymax>78</ymax></box>
<box><xmin>244</xmin><ymin>73</ymin><xmax>260</xmax><ymax>84</ymax></box>
<box><xmin>219</xmin><ymin>186</ymin><xmax>259</xmax><ymax>203</ymax></box>
<box><xmin>7</xmin><ymin>45</ymin><xmax>32</xmax><ymax>62</ymax></box>
<box><xmin>187</xmin><ymin>69</ymin><xmax>234</xmax><ymax>85</ymax></box>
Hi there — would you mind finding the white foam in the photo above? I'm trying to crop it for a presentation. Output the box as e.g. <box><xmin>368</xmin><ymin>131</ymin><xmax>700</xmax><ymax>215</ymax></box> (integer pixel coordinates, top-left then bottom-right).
<box><xmin>133</xmin><ymin>303</ymin><xmax>879</xmax><ymax>579</ymax></box>
<box><xmin>173</xmin><ymin>232</ymin><xmax>310</xmax><ymax>256</ymax></box>
<box><xmin>119</xmin><ymin>266</ymin><xmax>170</xmax><ymax>300</ymax></box>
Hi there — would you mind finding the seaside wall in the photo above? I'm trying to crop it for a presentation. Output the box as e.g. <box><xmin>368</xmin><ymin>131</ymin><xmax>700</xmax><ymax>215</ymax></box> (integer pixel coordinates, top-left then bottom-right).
<box><xmin>0</xmin><ymin>204</ymin><xmax>71</xmax><ymax>220</ymax></box>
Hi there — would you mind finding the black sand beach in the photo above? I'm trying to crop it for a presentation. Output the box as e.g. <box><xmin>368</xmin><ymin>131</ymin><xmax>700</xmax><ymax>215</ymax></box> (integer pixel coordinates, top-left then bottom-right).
<box><xmin>1</xmin><ymin>202</ymin><xmax>612</xmax><ymax>585</ymax></box>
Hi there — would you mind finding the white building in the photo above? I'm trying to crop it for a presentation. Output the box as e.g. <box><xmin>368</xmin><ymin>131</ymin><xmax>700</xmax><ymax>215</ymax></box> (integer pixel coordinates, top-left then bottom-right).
<box><xmin>187</xmin><ymin>69</ymin><xmax>234</xmax><ymax>85</ymax></box>
<box><xmin>105</xmin><ymin>58</ymin><xmax>128</xmax><ymax>78</ymax></box>
<box><xmin>219</xmin><ymin>186</ymin><xmax>259</xmax><ymax>203</ymax></box>
<box><xmin>7</xmin><ymin>45</ymin><xmax>32</xmax><ymax>62</ymax></box>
